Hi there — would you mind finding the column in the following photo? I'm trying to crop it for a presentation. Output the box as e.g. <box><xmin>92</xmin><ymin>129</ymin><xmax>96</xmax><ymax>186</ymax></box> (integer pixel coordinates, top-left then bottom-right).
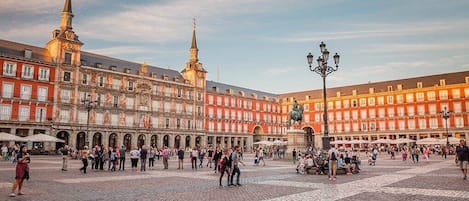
<box><xmin>190</xmin><ymin>135</ymin><xmax>195</xmax><ymax>148</ymax></box>
<box><xmin>169</xmin><ymin>134</ymin><xmax>174</xmax><ymax>149</ymax></box>
<box><xmin>180</xmin><ymin>135</ymin><xmax>186</xmax><ymax>149</ymax></box>
<box><xmin>157</xmin><ymin>134</ymin><xmax>163</xmax><ymax>149</ymax></box>
<box><xmin>132</xmin><ymin>133</ymin><xmax>139</xmax><ymax>149</ymax></box>
<box><xmin>102</xmin><ymin>132</ymin><xmax>109</xmax><ymax>148</ymax></box>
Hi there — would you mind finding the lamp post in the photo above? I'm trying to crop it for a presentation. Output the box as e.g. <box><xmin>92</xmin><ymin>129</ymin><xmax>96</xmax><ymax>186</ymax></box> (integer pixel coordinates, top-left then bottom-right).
<box><xmin>440</xmin><ymin>106</ymin><xmax>451</xmax><ymax>147</ymax></box>
<box><xmin>306</xmin><ymin>41</ymin><xmax>340</xmax><ymax>150</ymax></box>
<box><xmin>82</xmin><ymin>94</ymin><xmax>98</xmax><ymax>148</ymax></box>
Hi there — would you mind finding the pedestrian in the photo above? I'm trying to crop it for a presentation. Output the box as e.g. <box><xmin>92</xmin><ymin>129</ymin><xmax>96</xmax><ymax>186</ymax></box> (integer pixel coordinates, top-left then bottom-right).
<box><xmin>140</xmin><ymin>145</ymin><xmax>148</xmax><ymax>171</ymax></box>
<box><xmin>292</xmin><ymin>148</ymin><xmax>297</xmax><ymax>164</ymax></box>
<box><xmin>229</xmin><ymin>145</ymin><xmax>245</xmax><ymax>186</ymax></box>
<box><xmin>119</xmin><ymin>145</ymin><xmax>126</xmax><ymax>171</ymax></box>
<box><xmin>191</xmin><ymin>147</ymin><xmax>198</xmax><ymax>170</ymax></box>
<box><xmin>149</xmin><ymin>146</ymin><xmax>156</xmax><ymax>170</ymax></box>
<box><xmin>9</xmin><ymin>145</ymin><xmax>30</xmax><ymax>197</ymax></box>
<box><xmin>213</xmin><ymin>147</ymin><xmax>222</xmax><ymax>173</ymax></box>
<box><xmin>218</xmin><ymin>148</ymin><xmax>231</xmax><ymax>187</ymax></box>
<box><xmin>199</xmin><ymin>148</ymin><xmax>205</xmax><ymax>168</ymax></box>
<box><xmin>162</xmin><ymin>146</ymin><xmax>170</xmax><ymax>169</ymax></box>
<box><xmin>60</xmin><ymin>145</ymin><xmax>69</xmax><ymax>171</ymax></box>
<box><xmin>130</xmin><ymin>147</ymin><xmax>139</xmax><ymax>171</ymax></box>
<box><xmin>328</xmin><ymin>146</ymin><xmax>339</xmax><ymax>181</ymax></box>
<box><xmin>456</xmin><ymin>139</ymin><xmax>469</xmax><ymax>180</ymax></box>
<box><xmin>109</xmin><ymin>149</ymin><xmax>117</xmax><ymax>171</ymax></box>
<box><xmin>177</xmin><ymin>148</ymin><xmax>184</xmax><ymax>169</ymax></box>
<box><xmin>79</xmin><ymin>146</ymin><xmax>89</xmax><ymax>174</ymax></box>
<box><xmin>206</xmin><ymin>147</ymin><xmax>214</xmax><ymax>168</ymax></box>
<box><xmin>258</xmin><ymin>148</ymin><xmax>265</xmax><ymax>166</ymax></box>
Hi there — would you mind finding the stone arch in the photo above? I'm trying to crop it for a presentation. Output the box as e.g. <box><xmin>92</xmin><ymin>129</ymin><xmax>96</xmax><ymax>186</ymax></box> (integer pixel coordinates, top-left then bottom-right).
<box><xmin>76</xmin><ymin>132</ymin><xmax>86</xmax><ymax>150</ymax></box>
<box><xmin>56</xmin><ymin>131</ymin><xmax>69</xmax><ymax>150</ymax></box>
<box><xmin>92</xmin><ymin>132</ymin><xmax>103</xmax><ymax>147</ymax></box>
<box><xmin>150</xmin><ymin>135</ymin><xmax>157</xmax><ymax>148</ymax></box>
<box><xmin>195</xmin><ymin>136</ymin><xmax>201</xmax><ymax>147</ymax></box>
<box><xmin>123</xmin><ymin>134</ymin><xmax>132</xmax><ymax>150</ymax></box>
<box><xmin>185</xmin><ymin>136</ymin><xmax>191</xmax><ymax>148</ymax></box>
<box><xmin>253</xmin><ymin>125</ymin><xmax>263</xmax><ymax>143</ymax></box>
<box><xmin>109</xmin><ymin>133</ymin><xmax>118</xmax><ymax>148</ymax></box>
<box><xmin>138</xmin><ymin>134</ymin><xmax>146</xmax><ymax>148</ymax></box>
<box><xmin>174</xmin><ymin>135</ymin><xmax>181</xmax><ymax>149</ymax></box>
<box><xmin>163</xmin><ymin>135</ymin><xmax>169</xmax><ymax>147</ymax></box>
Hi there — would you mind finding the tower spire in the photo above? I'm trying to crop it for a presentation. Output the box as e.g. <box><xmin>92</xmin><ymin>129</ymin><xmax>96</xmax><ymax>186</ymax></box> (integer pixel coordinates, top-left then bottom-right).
<box><xmin>189</xmin><ymin>18</ymin><xmax>199</xmax><ymax>62</ymax></box>
<box><xmin>60</xmin><ymin>0</ymin><xmax>74</xmax><ymax>30</ymax></box>
<box><xmin>63</xmin><ymin>0</ymin><xmax>72</xmax><ymax>13</ymax></box>
<box><xmin>191</xmin><ymin>18</ymin><xmax>197</xmax><ymax>49</ymax></box>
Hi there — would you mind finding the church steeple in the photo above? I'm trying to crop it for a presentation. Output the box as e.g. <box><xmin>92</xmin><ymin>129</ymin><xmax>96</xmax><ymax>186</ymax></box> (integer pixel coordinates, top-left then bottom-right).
<box><xmin>60</xmin><ymin>0</ymin><xmax>74</xmax><ymax>30</ymax></box>
<box><xmin>189</xmin><ymin>18</ymin><xmax>199</xmax><ymax>63</ymax></box>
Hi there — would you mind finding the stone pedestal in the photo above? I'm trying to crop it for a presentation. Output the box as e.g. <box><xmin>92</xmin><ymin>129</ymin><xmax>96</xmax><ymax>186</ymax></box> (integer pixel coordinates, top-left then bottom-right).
<box><xmin>286</xmin><ymin>129</ymin><xmax>306</xmax><ymax>155</ymax></box>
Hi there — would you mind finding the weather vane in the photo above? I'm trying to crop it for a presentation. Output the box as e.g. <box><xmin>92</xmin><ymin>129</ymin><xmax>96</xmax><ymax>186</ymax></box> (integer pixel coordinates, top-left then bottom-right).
<box><xmin>193</xmin><ymin>18</ymin><xmax>196</xmax><ymax>30</ymax></box>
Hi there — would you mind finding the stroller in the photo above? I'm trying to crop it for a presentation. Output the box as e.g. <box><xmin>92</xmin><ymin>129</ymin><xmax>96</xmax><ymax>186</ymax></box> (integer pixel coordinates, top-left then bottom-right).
<box><xmin>368</xmin><ymin>154</ymin><xmax>376</xmax><ymax>166</ymax></box>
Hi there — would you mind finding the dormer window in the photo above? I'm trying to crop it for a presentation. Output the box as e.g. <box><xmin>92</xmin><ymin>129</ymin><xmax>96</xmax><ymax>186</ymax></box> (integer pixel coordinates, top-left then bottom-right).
<box><xmin>127</xmin><ymin>81</ymin><xmax>134</xmax><ymax>91</ymax></box>
<box><xmin>64</xmin><ymin>52</ymin><xmax>72</xmax><ymax>65</ymax></box>
<box><xmin>95</xmin><ymin>63</ymin><xmax>102</xmax><ymax>68</ymax></box>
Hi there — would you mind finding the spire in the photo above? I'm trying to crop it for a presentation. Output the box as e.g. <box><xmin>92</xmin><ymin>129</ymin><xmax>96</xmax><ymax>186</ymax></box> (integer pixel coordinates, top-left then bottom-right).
<box><xmin>62</xmin><ymin>0</ymin><xmax>72</xmax><ymax>13</ymax></box>
<box><xmin>191</xmin><ymin>18</ymin><xmax>197</xmax><ymax>49</ymax></box>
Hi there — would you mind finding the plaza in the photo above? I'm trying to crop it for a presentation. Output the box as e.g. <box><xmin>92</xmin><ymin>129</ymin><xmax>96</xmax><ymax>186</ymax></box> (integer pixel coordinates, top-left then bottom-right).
<box><xmin>1</xmin><ymin>153</ymin><xmax>468</xmax><ymax>201</ymax></box>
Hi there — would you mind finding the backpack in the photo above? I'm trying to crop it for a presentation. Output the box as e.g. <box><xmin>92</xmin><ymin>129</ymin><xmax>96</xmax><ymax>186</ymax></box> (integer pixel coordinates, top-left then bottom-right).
<box><xmin>330</xmin><ymin>151</ymin><xmax>337</xmax><ymax>161</ymax></box>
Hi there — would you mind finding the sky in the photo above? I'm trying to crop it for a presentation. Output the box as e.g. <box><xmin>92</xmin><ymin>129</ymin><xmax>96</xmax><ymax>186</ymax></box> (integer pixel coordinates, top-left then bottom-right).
<box><xmin>1</xmin><ymin>0</ymin><xmax>468</xmax><ymax>94</ymax></box>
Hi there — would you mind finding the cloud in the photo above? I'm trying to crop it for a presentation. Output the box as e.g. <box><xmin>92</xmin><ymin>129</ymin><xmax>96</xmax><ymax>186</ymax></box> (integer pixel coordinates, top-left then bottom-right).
<box><xmin>276</xmin><ymin>20</ymin><xmax>469</xmax><ymax>42</ymax></box>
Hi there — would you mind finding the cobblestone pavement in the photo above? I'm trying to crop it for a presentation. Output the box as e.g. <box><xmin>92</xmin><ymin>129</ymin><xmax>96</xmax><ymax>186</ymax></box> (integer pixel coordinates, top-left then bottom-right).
<box><xmin>0</xmin><ymin>153</ymin><xmax>468</xmax><ymax>201</ymax></box>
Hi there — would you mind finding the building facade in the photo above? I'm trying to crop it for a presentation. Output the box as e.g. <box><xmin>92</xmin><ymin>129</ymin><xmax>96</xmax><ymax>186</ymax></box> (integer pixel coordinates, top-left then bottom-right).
<box><xmin>281</xmin><ymin>71</ymin><xmax>469</xmax><ymax>148</ymax></box>
<box><xmin>1</xmin><ymin>0</ymin><xmax>468</xmax><ymax>151</ymax></box>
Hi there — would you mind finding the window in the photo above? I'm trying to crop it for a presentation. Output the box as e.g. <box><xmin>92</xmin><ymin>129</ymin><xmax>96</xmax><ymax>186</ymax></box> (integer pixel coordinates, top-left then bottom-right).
<box><xmin>378</xmin><ymin>108</ymin><xmax>385</xmax><ymax>118</ymax></box>
<box><xmin>125</xmin><ymin>115</ymin><xmax>133</xmax><ymax>127</ymax></box>
<box><xmin>335</xmin><ymin>101</ymin><xmax>341</xmax><ymax>109</ymax></box>
<box><xmin>197</xmin><ymin>92</ymin><xmax>202</xmax><ymax>101</ymax></box>
<box><xmin>369</xmin><ymin>109</ymin><xmax>376</xmax><ymax>118</ymax></box>
<box><xmin>387</xmin><ymin>108</ymin><xmax>394</xmax><ymax>117</ymax></box>
<box><xmin>343</xmin><ymin>100</ymin><xmax>349</xmax><ymax>108</ymax></box>
<box><xmin>98</xmin><ymin>76</ymin><xmax>104</xmax><ymax>87</ymax></box>
<box><xmin>165</xmin><ymin>118</ymin><xmax>170</xmax><ymax>128</ymax></box>
<box><xmin>360</xmin><ymin>110</ymin><xmax>367</xmax><ymax>119</ymax></box>
<box><xmin>427</xmin><ymin>91</ymin><xmax>436</xmax><ymax>101</ymax></box>
<box><xmin>455</xmin><ymin>117</ymin><xmax>464</xmax><ymax>128</ymax></box>
<box><xmin>335</xmin><ymin>112</ymin><xmax>342</xmax><ymax>120</ymax></box>
<box><xmin>387</xmin><ymin>96</ymin><xmax>394</xmax><ymax>104</ymax></box>
<box><xmin>454</xmin><ymin>102</ymin><xmax>462</xmax><ymax>113</ymax></box>
<box><xmin>217</xmin><ymin>97</ymin><xmax>222</xmax><ymax>105</ymax></box>
<box><xmin>63</xmin><ymin>71</ymin><xmax>71</xmax><ymax>82</ymax></box>
<box><xmin>61</xmin><ymin>89</ymin><xmax>70</xmax><ymax>103</ymax></box>
<box><xmin>408</xmin><ymin>119</ymin><xmax>415</xmax><ymax>130</ymax></box>
<box><xmin>177</xmin><ymin>89</ymin><xmax>182</xmax><ymax>97</ymax></box>
<box><xmin>18</xmin><ymin>106</ymin><xmax>30</xmax><ymax>121</ymax></box>
<box><xmin>377</xmin><ymin>97</ymin><xmax>384</xmax><ymax>105</ymax></box>
<box><xmin>21</xmin><ymin>64</ymin><xmax>33</xmax><ymax>79</ymax></box>
<box><xmin>152</xmin><ymin>100</ymin><xmax>159</xmax><ymax>112</ymax></box>
<box><xmin>113</xmin><ymin>95</ymin><xmax>119</xmax><ymax>107</ymax></box>
<box><xmin>0</xmin><ymin>104</ymin><xmax>12</xmax><ymax>120</ymax></box>
<box><xmin>406</xmin><ymin>93</ymin><xmax>414</xmax><ymax>103</ymax></box>
<box><xmin>396</xmin><ymin>95</ymin><xmax>403</xmax><ymax>104</ymax></box>
<box><xmin>352</xmin><ymin>99</ymin><xmax>358</xmax><ymax>107</ymax></box>
<box><xmin>418</xmin><ymin>119</ymin><xmax>426</xmax><ymax>129</ymax></box>
<box><xmin>416</xmin><ymin>92</ymin><xmax>424</xmax><ymax>102</ymax></box>
<box><xmin>78</xmin><ymin>111</ymin><xmax>87</xmax><ymax>124</ymax></box>
<box><xmin>64</xmin><ymin>52</ymin><xmax>72</xmax><ymax>64</ymax></box>
<box><xmin>429</xmin><ymin>118</ymin><xmax>438</xmax><ymax>129</ymax></box>
<box><xmin>59</xmin><ymin>110</ymin><xmax>69</xmax><ymax>123</ymax></box>
<box><xmin>3</xmin><ymin>62</ymin><xmax>16</xmax><ymax>76</ymax></box>
<box><xmin>360</xmin><ymin>98</ymin><xmax>367</xmax><ymax>107</ymax></box>
<box><xmin>82</xmin><ymin>73</ymin><xmax>89</xmax><ymax>85</ymax></box>
<box><xmin>20</xmin><ymin>85</ymin><xmax>32</xmax><ymax>100</ymax></box>
<box><xmin>2</xmin><ymin>82</ymin><xmax>13</xmax><ymax>98</ymax></box>
<box><xmin>112</xmin><ymin>79</ymin><xmax>120</xmax><ymax>90</ymax></box>
<box><xmin>96</xmin><ymin>113</ymin><xmax>103</xmax><ymax>125</ymax></box>
<box><xmin>343</xmin><ymin>112</ymin><xmax>350</xmax><ymax>120</ymax></box>
<box><xmin>407</xmin><ymin>106</ymin><xmax>415</xmax><ymax>116</ymax></box>
<box><xmin>208</xmin><ymin>95</ymin><xmax>213</xmax><ymax>105</ymax></box>
<box><xmin>429</xmin><ymin>104</ymin><xmax>437</xmax><ymax>115</ymax></box>
<box><xmin>38</xmin><ymin>68</ymin><xmax>50</xmax><ymax>81</ymax></box>
<box><xmin>352</xmin><ymin>123</ymin><xmax>359</xmax><ymax>131</ymax></box>
<box><xmin>352</xmin><ymin>110</ymin><xmax>358</xmax><ymax>120</ymax></box>
<box><xmin>452</xmin><ymin>89</ymin><xmax>461</xmax><ymax>99</ymax></box>
<box><xmin>304</xmin><ymin>104</ymin><xmax>309</xmax><ymax>111</ymax></box>
<box><xmin>398</xmin><ymin>120</ymin><xmax>405</xmax><ymax>130</ymax></box>
<box><xmin>111</xmin><ymin>114</ymin><xmax>118</xmax><ymax>126</ymax></box>
<box><xmin>397</xmin><ymin>107</ymin><xmax>404</xmax><ymax>116</ymax></box>
<box><xmin>368</xmin><ymin>97</ymin><xmax>375</xmax><ymax>106</ymax></box>
<box><xmin>37</xmin><ymin>87</ymin><xmax>48</xmax><ymax>102</ymax></box>
<box><xmin>128</xmin><ymin>81</ymin><xmax>134</xmax><ymax>91</ymax></box>
<box><xmin>465</xmin><ymin>88</ymin><xmax>469</xmax><ymax>98</ymax></box>
<box><xmin>439</xmin><ymin>90</ymin><xmax>448</xmax><ymax>100</ymax></box>
<box><xmin>126</xmin><ymin>97</ymin><xmax>134</xmax><ymax>109</ymax></box>
<box><xmin>164</xmin><ymin>102</ymin><xmax>170</xmax><ymax>113</ymax></box>
<box><xmin>379</xmin><ymin>121</ymin><xmax>386</xmax><ymax>131</ymax></box>
<box><xmin>388</xmin><ymin>121</ymin><xmax>395</xmax><ymax>130</ymax></box>
<box><xmin>176</xmin><ymin>103</ymin><xmax>182</xmax><ymax>114</ymax></box>
<box><xmin>417</xmin><ymin>105</ymin><xmax>425</xmax><ymax>116</ymax></box>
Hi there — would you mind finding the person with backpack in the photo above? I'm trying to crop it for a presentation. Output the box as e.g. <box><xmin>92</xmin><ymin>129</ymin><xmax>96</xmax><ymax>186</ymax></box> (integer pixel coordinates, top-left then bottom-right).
<box><xmin>109</xmin><ymin>148</ymin><xmax>117</xmax><ymax>171</ymax></box>
<box><xmin>229</xmin><ymin>145</ymin><xmax>246</xmax><ymax>186</ymax></box>
<box><xmin>218</xmin><ymin>148</ymin><xmax>231</xmax><ymax>187</ymax></box>
<box><xmin>328</xmin><ymin>146</ymin><xmax>339</xmax><ymax>181</ymax></box>
<box><xmin>456</xmin><ymin>139</ymin><xmax>469</xmax><ymax>180</ymax></box>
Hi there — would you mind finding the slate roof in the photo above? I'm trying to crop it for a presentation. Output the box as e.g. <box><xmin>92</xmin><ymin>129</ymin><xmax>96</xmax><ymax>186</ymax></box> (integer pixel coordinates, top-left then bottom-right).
<box><xmin>206</xmin><ymin>80</ymin><xmax>278</xmax><ymax>101</ymax></box>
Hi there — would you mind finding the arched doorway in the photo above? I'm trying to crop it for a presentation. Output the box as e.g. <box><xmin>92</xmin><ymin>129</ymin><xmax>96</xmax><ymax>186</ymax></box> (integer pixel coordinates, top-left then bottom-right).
<box><xmin>163</xmin><ymin>135</ymin><xmax>169</xmax><ymax>147</ymax></box>
<box><xmin>123</xmin><ymin>134</ymin><xmax>132</xmax><ymax>150</ymax></box>
<box><xmin>138</xmin><ymin>134</ymin><xmax>145</xmax><ymax>148</ymax></box>
<box><xmin>109</xmin><ymin>133</ymin><xmax>118</xmax><ymax>148</ymax></box>
<box><xmin>56</xmin><ymin>131</ymin><xmax>69</xmax><ymax>150</ymax></box>
<box><xmin>76</xmin><ymin>132</ymin><xmax>86</xmax><ymax>150</ymax></box>
<box><xmin>195</xmin><ymin>136</ymin><xmax>201</xmax><ymax>147</ymax></box>
<box><xmin>174</xmin><ymin>135</ymin><xmax>181</xmax><ymax>149</ymax></box>
<box><xmin>303</xmin><ymin>127</ymin><xmax>314</xmax><ymax>147</ymax></box>
<box><xmin>207</xmin><ymin>136</ymin><xmax>213</xmax><ymax>146</ymax></box>
<box><xmin>230</xmin><ymin>137</ymin><xmax>235</xmax><ymax>148</ymax></box>
<box><xmin>150</xmin><ymin>135</ymin><xmax>157</xmax><ymax>148</ymax></box>
<box><xmin>253</xmin><ymin>125</ymin><xmax>263</xmax><ymax>143</ymax></box>
<box><xmin>185</xmin><ymin>136</ymin><xmax>191</xmax><ymax>148</ymax></box>
<box><xmin>216</xmin><ymin>137</ymin><xmax>221</xmax><ymax>146</ymax></box>
<box><xmin>93</xmin><ymin>132</ymin><xmax>103</xmax><ymax>147</ymax></box>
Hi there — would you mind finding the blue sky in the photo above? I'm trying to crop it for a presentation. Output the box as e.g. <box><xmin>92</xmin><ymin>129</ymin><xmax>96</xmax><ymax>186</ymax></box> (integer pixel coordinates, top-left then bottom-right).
<box><xmin>1</xmin><ymin>0</ymin><xmax>468</xmax><ymax>94</ymax></box>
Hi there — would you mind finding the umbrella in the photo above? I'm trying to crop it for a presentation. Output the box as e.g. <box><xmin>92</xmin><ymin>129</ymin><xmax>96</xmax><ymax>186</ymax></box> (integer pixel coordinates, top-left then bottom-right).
<box><xmin>416</xmin><ymin>138</ymin><xmax>441</xmax><ymax>145</ymax></box>
<box><xmin>330</xmin><ymin>140</ymin><xmax>347</xmax><ymax>145</ymax></box>
<box><xmin>24</xmin><ymin>134</ymin><xmax>65</xmax><ymax>143</ymax></box>
<box><xmin>272</xmin><ymin>140</ymin><xmax>287</xmax><ymax>146</ymax></box>
<box><xmin>0</xmin><ymin>132</ymin><xmax>28</xmax><ymax>142</ymax></box>
<box><xmin>391</xmin><ymin>138</ymin><xmax>416</xmax><ymax>144</ymax></box>
<box><xmin>349</xmin><ymin>139</ymin><xmax>369</xmax><ymax>144</ymax></box>
<box><xmin>253</xmin><ymin>140</ymin><xmax>273</xmax><ymax>146</ymax></box>
<box><xmin>439</xmin><ymin>137</ymin><xmax>462</xmax><ymax>145</ymax></box>
<box><xmin>371</xmin><ymin>139</ymin><xmax>392</xmax><ymax>144</ymax></box>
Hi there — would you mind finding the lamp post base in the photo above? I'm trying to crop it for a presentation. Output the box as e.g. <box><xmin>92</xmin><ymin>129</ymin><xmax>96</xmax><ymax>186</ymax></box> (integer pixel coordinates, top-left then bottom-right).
<box><xmin>322</xmin><ymin>136</ymin><xmax>331</xmax><ymax>150</ymax></box>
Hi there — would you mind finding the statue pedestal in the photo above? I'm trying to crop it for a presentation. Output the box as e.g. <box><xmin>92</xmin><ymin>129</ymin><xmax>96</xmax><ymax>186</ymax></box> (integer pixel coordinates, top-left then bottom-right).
<box><xmin>286</xmin><ymin>129</ymin><xmax>306</xmax><ymax>156</ymax></box>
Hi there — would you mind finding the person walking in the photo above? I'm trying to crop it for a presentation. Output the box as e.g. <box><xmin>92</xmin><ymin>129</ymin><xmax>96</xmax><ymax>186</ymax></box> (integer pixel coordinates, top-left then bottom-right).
<box><xmin>140</xmin><ymin>145</ymin><xmax>148</xmax><ymax>172</ymax></box>
<box><xmin>130</xmin><ymin>147</ymin><xmax>140</xmax><ymax>171</ymax></box>
<box><xmin>456</xmin><ymin>139</ymin><xmax>469</xmax><ymax>180</ymax></box>
<box><xmin>79</xmin><ymin>146</ymin><xmax>89</xmax><ymax>174</ymax></box>
<box><xmin>229</xmin><ymin>145</ymin><xmax>245</xmax><ymax>186</ymax></box>
<box><xmin>9</xmin><ymin>145</ymin><xmax>30</xmax><ymax>197</ymax></box>
<box><xmin>119</xmin><ymin>145</ymin><xmax>126</xmax><ymax>171</ymax></box>
<box><xmin>206</xmin><ymin>147</ymin><xmax>214</xmax><ymax>168</ymax></box>
<box><xmin>213</xmin><ymin>147</ymin><xmax>222</xmax><ymax>173</ymax></box>
<box><xmin>177</xmin><ymin>148</ymin><xmax>185</xmax><ymax>169</ymax></box>
<box><xmin>218</xmin><ymin>148</ymin><xmax>231</xmax><ymax>187</ymax></box>
<box><xmin>292</xmin><ymin>148</ymin><xmax>297</xmax><ymax>164</ymax></box>
<box><xmin>191</xmin><ymin>147</ymin><xmax>199</xmax><ymax>170</ymax></box>
<box><xmin>328</xmin><ymin>146</ymin><xmax>339</xmax><ymax>181</ymax></box>
<box><xmin>60</xmin><ymin>145</ymin><xmax>69</xmax><ymax>171</ymax></box>
<box><xmin>162</xmin><ymin>146</ymin><xmax>170</xmax><ymax>169</ymax></box>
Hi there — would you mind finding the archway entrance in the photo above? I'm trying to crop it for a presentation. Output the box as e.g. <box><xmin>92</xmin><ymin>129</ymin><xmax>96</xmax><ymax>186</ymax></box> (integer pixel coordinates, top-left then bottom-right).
<box><xmin>163</xmin><ymin>135</ymin><xmax>169</xmax><ymax>147</ymax></box>
<box><xmin>195</xmin><ymin>136</ymin><xmax>201</xmax><ymax>147</ymax></box>
<box><xmin>253</xmin><ymin>125</ymin><xmax>263</xmax><ymax>142</ymax></box>
<box><xmin>185</xmin><ymin>136</ymin><xmax>191</xmax><ymax>148</ymax></box>
<box><xmin>92</xmin><ymin>132</ymin><xmax>102</xmax><ymax>147</ymax></box>
<box><xmin>151</xmin><ymin>135</ymin><xmax>157</xmax><ymax>148</ymax></box>
<box><xmin>109</xmin><ymin>133</ymin><xmax>118</xmax><ymax>148</ymax></box>
<box><xmin>138</xmin><ymin>135</ymin><xmax>145</xmax><ymax>148</ymax></box>
<box><xmin>76</xmin><ymin>132</ymin><xmax>86</xmax><ymax>150</ymax></box>
<box><xmin>123</xmin><ymin>134</ymin><xmax>132</xmax><ymax>150</ymax></box>
<box><xmin>56</xmin><ymin>131</ymin><xmax>69</xmax><ymax>150</ymax></box>
<box><xmin>174</xmin><ymin>135</ymin><xmax>181</xmax><ymax>149</ymax></box>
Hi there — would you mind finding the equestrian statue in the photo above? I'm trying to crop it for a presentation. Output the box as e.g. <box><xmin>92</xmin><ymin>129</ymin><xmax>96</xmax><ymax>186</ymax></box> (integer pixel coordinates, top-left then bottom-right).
<box><xmin>288</xmin><ymin>100</ymin><xmax>303</xmax><ymax>128</ymax></box>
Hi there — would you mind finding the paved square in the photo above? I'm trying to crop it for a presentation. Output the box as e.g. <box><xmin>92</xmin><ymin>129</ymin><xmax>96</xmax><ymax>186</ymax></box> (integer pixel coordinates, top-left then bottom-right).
<box><xmin>0</xmin><ymin>154</ymin><xmax>468</xmax><ymax>201</ymax></box>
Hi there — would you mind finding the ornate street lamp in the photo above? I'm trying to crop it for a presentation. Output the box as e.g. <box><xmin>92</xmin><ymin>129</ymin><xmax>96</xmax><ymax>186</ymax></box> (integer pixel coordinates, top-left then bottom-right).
<box><xmin>82</xmin><ymin>94</ymin><xmax>99</xmax><ymax>148</ymax></box>
<box><xmin>307</xmin><ymin>41</ymin><xmax>340</xmax><ymax>150</ymax></box>
<box><xmin>440</xmin><ymin>106</ymin><xmax>451</xmax><ymax>147</ymax></box>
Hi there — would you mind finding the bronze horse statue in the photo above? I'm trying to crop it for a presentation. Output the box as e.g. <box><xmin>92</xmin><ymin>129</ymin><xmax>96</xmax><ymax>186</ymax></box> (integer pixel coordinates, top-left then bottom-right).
<box><xmin>288</xmin><ymin>100</ymin><xmax>303</xmax><ymax>128</ymax></box>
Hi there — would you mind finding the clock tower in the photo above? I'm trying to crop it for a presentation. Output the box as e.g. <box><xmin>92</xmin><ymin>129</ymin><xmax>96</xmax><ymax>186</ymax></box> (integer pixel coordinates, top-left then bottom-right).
<box><xmin>181</xmin><ymin>19</ymin><xmax>207</xmax><ymax>89</ymax></box>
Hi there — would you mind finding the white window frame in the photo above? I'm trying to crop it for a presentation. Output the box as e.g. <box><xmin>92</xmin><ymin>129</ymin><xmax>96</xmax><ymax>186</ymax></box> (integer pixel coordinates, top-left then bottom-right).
<box><xmin>0</xmin><ymin>104</ymin><xmax>12</xmax><ymax>120</ymax></box>
<box><xmin>20</xmin><ymin>84</ymin><xmax>32</xmax><ymax>100</ymax></box>
<box><xmin>21</xmin><ymin>64</ymin><xmax>34</xmax><ymax>79</ymax></box>
<box><xmin>37</xmin><ymin>87</ymin><xmax>48</xmax><ymax>102</ymax></box>
<box><xmin>18</xmin><ymin>106</ymin><xmax>30</xmax><ymax>121</ymax></box>
<box><xmin>3</xmin><ymin>61</ymin><xmax>16</xmax><ymax>76</ymax></box>
<box><xmin>38</xmin><ymin>67</ymin><xmax>50</xmax><ymax>81</ymax></box>
<box><xmin>2</xmin><ymin>82</ymin><xmax>13</xmax><ymax>98</ymax></box>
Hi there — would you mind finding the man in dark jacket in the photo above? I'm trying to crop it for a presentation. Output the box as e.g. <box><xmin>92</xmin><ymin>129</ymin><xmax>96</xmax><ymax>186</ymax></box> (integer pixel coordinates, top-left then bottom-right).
<box><xmin>213</xmin><ymin>147</ymin><xmax>222</xmax><ymax>173</ymax></box>
<box><xmin>178</xmin><ymin>148</ymin><xmax>185</xmax><ymax>169</ymax></box>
